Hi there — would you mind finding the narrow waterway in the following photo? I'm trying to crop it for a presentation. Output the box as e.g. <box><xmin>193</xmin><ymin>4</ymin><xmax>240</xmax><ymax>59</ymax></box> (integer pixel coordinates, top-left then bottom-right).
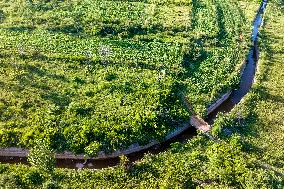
<box><xmin>206</xmin><ymin>0</ymin><xmax>266</xmax><ymax>123</ymax></box>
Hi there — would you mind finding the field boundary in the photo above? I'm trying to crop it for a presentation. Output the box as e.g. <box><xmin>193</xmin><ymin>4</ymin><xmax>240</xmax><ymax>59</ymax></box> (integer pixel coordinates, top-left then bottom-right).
<box><xmin>0</xmin><ymin>121</ymin><xmax>192</xmax><ymax>160</ymax></box>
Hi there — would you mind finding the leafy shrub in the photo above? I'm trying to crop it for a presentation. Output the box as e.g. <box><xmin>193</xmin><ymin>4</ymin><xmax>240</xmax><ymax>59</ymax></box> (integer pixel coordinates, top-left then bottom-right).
<box><xmin>28</xmin><ymin>140</ymin><xmax>55</xmax><ymax>173</ymax></box>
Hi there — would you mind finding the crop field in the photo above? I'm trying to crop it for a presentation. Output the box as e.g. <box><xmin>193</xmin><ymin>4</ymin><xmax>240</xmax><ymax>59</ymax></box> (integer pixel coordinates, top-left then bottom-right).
<box><xmin>2</xmin><ymin>0</ymin><xmax>283</xmax><ymax>188</ymax></box>
<box><xmin>0</xmin><ymin>0</ymin><xmax>254</xmax><ymax>155</ymax></box>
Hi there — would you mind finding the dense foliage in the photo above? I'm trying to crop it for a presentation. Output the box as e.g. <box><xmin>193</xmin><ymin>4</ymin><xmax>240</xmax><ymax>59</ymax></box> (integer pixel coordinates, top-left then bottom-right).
<box><xmin>0</xmin><ymin>0</ymin><xmax>251</xmax><ymax>154</ymax></box>
<box><xmin>1</xmin><ymin>0</ymin><xmax>283</xmax><ymax>188</ymax></box>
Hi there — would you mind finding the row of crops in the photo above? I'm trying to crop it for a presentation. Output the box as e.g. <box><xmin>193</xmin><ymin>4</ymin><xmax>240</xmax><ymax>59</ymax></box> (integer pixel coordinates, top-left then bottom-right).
<box><xmin>0</xmin><ymin>0</ymin><xmax>252</xmax><ymax>155</ymax></box>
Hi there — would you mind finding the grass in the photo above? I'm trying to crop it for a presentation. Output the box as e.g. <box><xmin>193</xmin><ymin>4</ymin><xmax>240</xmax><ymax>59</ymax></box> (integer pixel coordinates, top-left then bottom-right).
<box><xmin>0</xmin><ymin>0</ymin><xmax>254</xmax><ymax>154</ymax></box>
<box><xmin>213</xmin><ymin>0</ymin><xmax>284</xmax><ymax>174</ymax></box>
<box><xmin>1</xmin><ymin>0</ymin><xmax>283</xmax><ymax>188</ymax></box>
<box><xmin>2</xmin><ymin>0</ymin><xmax>284</xmax><ymax>188</ymax></box>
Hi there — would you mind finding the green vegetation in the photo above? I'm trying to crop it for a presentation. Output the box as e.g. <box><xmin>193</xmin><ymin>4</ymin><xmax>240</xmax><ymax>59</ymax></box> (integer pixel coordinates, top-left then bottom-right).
<box><xmin>1</xmin><ymin>0</ymin><xmax>284</xmax><ymax>188</ymax></box>
<box><xmin>0</xmin><ymin>0</ymin><xmax>253</xmax><ymax>154</ymax></box>
<box><xmin>212</xmin><ymin>0</ymin><xmax>284</xmax><ymax>176</ymax></box>
<box><xmin>27</xmin><ymin>140</ymin><xmax>55</xmax><ymax>173</ymax></box>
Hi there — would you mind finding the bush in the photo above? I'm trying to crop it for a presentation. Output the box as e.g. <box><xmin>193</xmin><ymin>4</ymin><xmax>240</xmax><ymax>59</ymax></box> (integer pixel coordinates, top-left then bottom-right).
<box><xmin>28</xmin><ymin>140</ymin><xmax>56</xmax><ymax>173</ymax></box>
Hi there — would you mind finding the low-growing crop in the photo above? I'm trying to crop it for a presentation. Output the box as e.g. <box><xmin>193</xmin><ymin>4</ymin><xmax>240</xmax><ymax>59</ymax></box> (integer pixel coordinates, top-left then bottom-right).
<box><xmin>0</xmin><ymin>0</ymin><xmax>252</xmax><ymax>154</ymax></box>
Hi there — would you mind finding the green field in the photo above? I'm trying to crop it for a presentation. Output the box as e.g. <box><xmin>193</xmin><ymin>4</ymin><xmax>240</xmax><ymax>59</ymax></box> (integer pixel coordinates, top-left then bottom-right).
<box><xmin>0</xmin><ymin>0</ymin><xmax>253</xmax><ymax>154</ymax></box>
<box><xmin>1</xmin><ymin>0</ymin><xmax>284</xmax><ymax>188</ymax></box>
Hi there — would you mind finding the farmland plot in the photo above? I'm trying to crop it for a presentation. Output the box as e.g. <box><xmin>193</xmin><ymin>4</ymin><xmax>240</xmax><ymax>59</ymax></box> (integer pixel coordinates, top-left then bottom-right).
<box><xmin>0</xmin><ymin>0</ymin><xmax>252</xmax><ymax>155</ymax></box>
